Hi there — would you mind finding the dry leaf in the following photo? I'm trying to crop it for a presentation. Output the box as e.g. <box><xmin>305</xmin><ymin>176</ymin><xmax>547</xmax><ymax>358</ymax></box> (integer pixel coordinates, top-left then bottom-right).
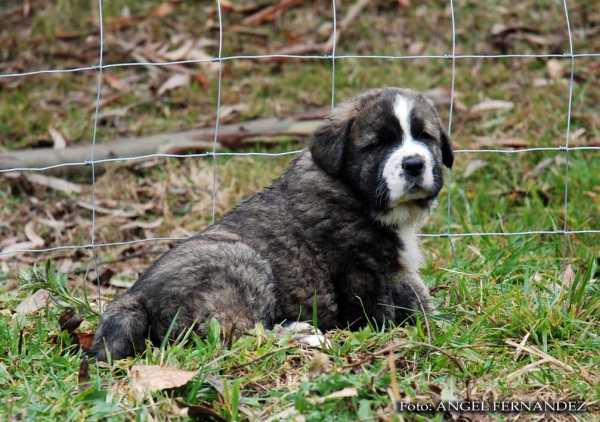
<box><xmin>322</xmin><ymin>387</ymin><xmax>358</xmax><ymax>400</ymax></box>
<box><xmin>178</xmin><ymin>401</ymin><xmax>229</xmax><ymax>421</ymax></box>
<box><xmin>130</xmin><ymin>365</ymin><xmax>197</xmax><ymax>395</ymax></box>
<box><xmin>186</xmin><ymin>48</ymin><xmax>220</xmax><ymax>74</ymax></box>
<box><xmin>104</xmin><ymin>74</ymin><xmax>130</xmax><ymax>92</ymax></box>
<box><xmin>16</xmin><ymin>289</ymin><xmax>50</xmax><ymax>315</ymax></box>
<box><xmin>0</xmin><ymin>241</ymin><xmax>38</xmax><ymax>260</ymax></box>
<box><xmin>307</xmin><ymin>351</ymin><xmax>330</xmax><ymax>378</ymax></box>
<box><xmin>150</xmin><ymin>1</ymin><xmax>179</xmax><ymax>18</ymax></box>
<box><xmin>547</xmin><ymin>59</ymin><xmax>566</xmax><ymax>79</ymax></box>
<box><xmin>163</xmin><ymin>40</ymin><xmax>195</xmax><ymax>61</ymax></box>
<box><xmin>525</xmin><ymin>158</ymin><xmax>554</xmax><ymax>178</ymax></box>
<box><xmin>218</xmin><ymin>104</ymin><xmax>249</xmax><ymax>120</ymax></box>
<box><xmin>76</xmin><ymin>201</ymin><xmax>138</xmax><ymax>218</ymax></box>
<box><xmin>59</xmin><ymin>308</ymin><xmax>83</xmax><ymax>333</ymax></box>
<box><xmin>48</xmin><ymin>127</ymin><xmax>67</xmax><ymax>149</ymax></box>
<box><xmin>157</xmin><ymin>74</ymin><xmax>191</xmax><ymax>96</ymax></box>
<box><xmin>76</xmin><ymin>333</ymin><xmax>95</xmax><ymax>351</ymax></box>
<box><xmin>242</xmin><ymin>0</ymin><xmax>303</xmax><ymax>25</ymax></box>
<box><xmin>463</xmin><ymin>159</ymin><xmax>487</xmax><ymax>178</ymax></box>
<box><xmin>24</xmin><ymin>221</ymin><xmax>44</xmax><ymax>247</ymax></box>
<box><xmin>561</xmin><ymin>264</ymin><xmax>576</xmax><ymax>287</ymax></box>
<box><xmin>26</xmin><ymin>173</ymin><xmax>83</xmax><ymax>194</ymax></box>
<box><xmin>191</xmin><ymin>73</ymin><xmax>209</xmax><ymax>89</ymax></box>
<box><xmin>470</xmin><ymin>100</ymin><xmax>514</xmax><ymax>113</ymax></box>
<box><xmin>110</xmin><ymin>279</ymin><xmax>135</xmax><ymax>289</ymax></box>
<box><xmin>119</xmin><ymin>218</ymin><xmax>164</xmax><ymax>231</ymax></box>
<box><xmin>78</xmin><ymin>357</ymin><xmax>93</xmax><ymax>392</ymax></box>
<box><xmin>473</xmin><ymin>136</ymin><xmax>528</xmax><ymax>149</ymax></box>
<box><xmin>262</xmin><ymin>406</ymin><xmax>303</xmax><ymax>422</ymax></box>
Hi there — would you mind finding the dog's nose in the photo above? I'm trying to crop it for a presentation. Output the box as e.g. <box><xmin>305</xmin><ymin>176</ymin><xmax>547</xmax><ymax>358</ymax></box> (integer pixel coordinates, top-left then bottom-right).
<box><xmin>402</xmin><ymin>156</ymin><xmax>425</xmax><ymax>177</ymax></box>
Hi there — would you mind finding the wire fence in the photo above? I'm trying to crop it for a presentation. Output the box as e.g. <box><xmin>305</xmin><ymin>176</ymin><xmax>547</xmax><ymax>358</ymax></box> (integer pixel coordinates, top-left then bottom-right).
<box><xmin>1</xmin><ymin>0</ymin><xmax>599</xmax><ymax>302</ymax></box>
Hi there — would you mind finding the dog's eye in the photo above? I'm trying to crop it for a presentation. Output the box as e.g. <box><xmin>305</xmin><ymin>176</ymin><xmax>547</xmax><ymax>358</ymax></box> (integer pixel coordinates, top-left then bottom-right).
<box><xmin>362</xmin><ymin>142</ymin><xmax>380</xmax><ymax>152</ymax></box>
<box><xmin>418</xmin><ymin>132</ymin><xmax>435</xmax><ymax>142</ymax></box>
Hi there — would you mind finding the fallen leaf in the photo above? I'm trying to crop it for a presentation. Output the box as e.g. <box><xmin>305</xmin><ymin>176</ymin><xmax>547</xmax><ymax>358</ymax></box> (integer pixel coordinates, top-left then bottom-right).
<box><xmin>76</xmin><ymin>333</ymin><xmax>95</xmax><ymax>351</ymax></box>
<box><xmin>561</xmin><ymin>264</ymin><xmax>575</xmax><ymax>288</ymax></box>
<box><xmin>130</xmin><ymin>365</ymin><xmax>197</xmax><ymax>395</ymax></box>
<box><xmin>463</xmin><ymin>159</ymin><xmax>487</xmax><ymax>178</ymax></box>
<box><xmin>59</xmin><ymin>308</ymin><xmax>83</xmax><ymax>333</ymax></box>
<box><xmin>307</xmin><ymin>351</ymin><xmax>330</xmax><ymax>378</ymax></box>
<box><xmin>177</xmin><ymin>401</ymin><xmax>229</xmax><ymax>422</ymax></box>
<box><xmin>78</xmin><ymin>357</ymin><xmax>93</xmax><ymax>392</ymax></box>
<box><xmin>191</xmin><ymin>73</ymin><xmax>209</xmax><ymax>89</ymax></box>
<box><xmin>87</xmin><ymin>268</ymin><xmax>115</xmax><ymax>286</ymax></box>
<box><xmin>0</xmin><ymin>241</ymin><xmax>38</xmax><ymax>260</ymax></box>
<box><xmin>119</xmin><ymin>218</ymin><xmax>164</xmax><ymax>231</ymax></box>
<box><xmin>48</xmin><ymin>127</ymin><xmax>67</xmax><ymax>149</ymax></box>
<box><xmin>26</xmin><ymin>173</ymin><xmax>83</xmax><ymax>194</ymax></box>
<box><xmin>322</xmin><ymin>387</ymin><xmax>358</xmax><ymax>400</ymax></box>
<box><xmin>76</xmin><ymin>201</ymin><xmax>138</xmax><ymax>218</ymax></box>
<box><xmin>150</xmin><ymin>1</ymin><xmax>180</xmax><ymax>18</ymax></box>
<box><xmin>262</xmin><ymin>406</ymin><xmax>304</xmax><ymax>422</ymax></box>
<box><xmin>104</xmin><ymin>74</ymin><xmax>130</xmax><ymax>92</ymax></box>
<box><xmin>163</xmin><ymin>40</ymin><xmax>195</xmax><ymax>61</ymax></box>
<box><xmin>473</xmin><ymin>136</ymin><xmax>528</xmax><ymax>149</ymax></box>
<box><xmin>440</xmin><ymin>376</ymin><xmax>462</xmax><ymax>420</ymax></box>
<box><xmin>16</xmin><ymin>289</ymin><xmax>50</xmax><ymax>315</ymax></box>
<box><xmin>423</xmin><ymin>88</ymin><xmax>467</xmax><ymax>111</ymax></box>
<box><xmin>218</xmin><ymin>104</ymin><xmax>249</xmax><ymax>121</ymax></box>
<box><xmin>525</xmin><ymin>157</ymin><xmax>554</xmax><ymax>178</ymax></box>
<box><xmin>157</xmin><ymin>74</ymin><xmax>191</xmax><ymax>96</ymax></box>
<box><xmin>470</xmin><ymin>100</ymin><xmax>514</xmax><ymax>113</ymax></box>
<box><xmin>242</xmin><ymin>0</ymin><xmax>303</xmax><ymax>25</ymax></box>
<box><xmin>547</xmin><ymin>59</ymin><xmax>566</xmax><ymax>79</ymax></box>
<box><xmin>570</xmin><ymin>127</ymin><xmax>586</xmax><ymax>142</ymax></box>
<box><xmin>24</xmin><ymin>221</ymin><xmax>44</xmax><ymax>247</ymax></box>
<box><xmin>109</xmin><ymin>279</ymin><xmax>135</xmax><ymax>289</ymax></box>
<box><xmin>408</xmin><ymin>41</ymin><xmax>424</xmax><ymax>55</ymax></box>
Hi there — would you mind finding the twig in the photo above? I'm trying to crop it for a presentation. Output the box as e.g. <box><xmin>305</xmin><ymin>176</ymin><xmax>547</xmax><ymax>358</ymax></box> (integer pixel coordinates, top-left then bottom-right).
<box><xmin>342</xmin><ymin>340</ymin><xmax>466</xmax><ymax>375</ymax></box>
<box><xmin>0</xmin><ymin>116</ymin><xmax>321</xmax><ymax>176</ymax></box>
<box><xmin>241</xmin><ymin>0</ymin><xmax>303</xmax><ymax>26</ymax></box>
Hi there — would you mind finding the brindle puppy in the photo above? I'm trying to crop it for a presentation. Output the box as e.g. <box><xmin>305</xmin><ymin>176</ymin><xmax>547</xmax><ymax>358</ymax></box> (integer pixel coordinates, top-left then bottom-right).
<box><xmin>90</xmin><ymin>87</ymin><xmax>453</xmax><ymax>360</ymax></box>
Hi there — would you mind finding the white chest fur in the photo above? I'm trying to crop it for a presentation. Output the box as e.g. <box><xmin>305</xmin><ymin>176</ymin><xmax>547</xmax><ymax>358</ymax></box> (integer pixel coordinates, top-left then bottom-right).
<box><xmin>377</xmin><ymin>203</ymin><xmax>430</xmax><ymax>276</ymax></box>
<box><xmin>396</xmin><ymin>225</ymin><xmax>423</xmax><ymax>276</ymax></box>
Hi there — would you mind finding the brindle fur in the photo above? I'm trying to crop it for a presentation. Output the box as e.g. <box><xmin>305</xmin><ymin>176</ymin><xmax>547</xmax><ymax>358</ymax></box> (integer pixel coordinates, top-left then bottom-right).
<box><xmin>90</xmin><ymin>87</ymin><xmax>453</xmax><ymax>361</ymax></box>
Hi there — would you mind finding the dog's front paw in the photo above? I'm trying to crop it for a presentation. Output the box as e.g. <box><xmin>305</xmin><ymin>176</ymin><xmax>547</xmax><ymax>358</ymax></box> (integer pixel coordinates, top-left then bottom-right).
<box><xmin>273</xmin><ymin>322</ymin><xmax>331</xmax><ymax>348</ymax></box>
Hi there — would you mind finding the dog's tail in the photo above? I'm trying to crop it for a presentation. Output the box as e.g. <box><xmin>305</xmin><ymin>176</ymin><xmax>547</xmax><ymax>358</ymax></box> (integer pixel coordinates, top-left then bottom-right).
<box><xmin>89</xmin><ymin>294</ymin><xmax>148</xmax><ymax>361</ymax></box>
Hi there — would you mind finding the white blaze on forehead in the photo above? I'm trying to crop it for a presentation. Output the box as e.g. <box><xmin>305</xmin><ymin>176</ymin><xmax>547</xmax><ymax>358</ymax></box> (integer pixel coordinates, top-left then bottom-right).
<box><xmin>393</xmin><ymin>95</ymin><xmax>414</xmax><ymax>141</ymax></box>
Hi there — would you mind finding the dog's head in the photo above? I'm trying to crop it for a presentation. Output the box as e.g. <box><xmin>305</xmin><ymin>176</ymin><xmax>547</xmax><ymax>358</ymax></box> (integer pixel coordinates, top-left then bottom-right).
<box><xmin>309</xmin><ymin>87</ymin><xmax>453</xmax><ymax>225</ymax></box>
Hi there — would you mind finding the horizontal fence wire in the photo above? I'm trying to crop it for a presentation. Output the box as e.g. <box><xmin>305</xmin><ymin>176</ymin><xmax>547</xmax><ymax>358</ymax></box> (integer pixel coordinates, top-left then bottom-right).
<box><xmin>0</xmin><ymin>0</ymin><xmax>598</xmax><ymax>268</ymax></box>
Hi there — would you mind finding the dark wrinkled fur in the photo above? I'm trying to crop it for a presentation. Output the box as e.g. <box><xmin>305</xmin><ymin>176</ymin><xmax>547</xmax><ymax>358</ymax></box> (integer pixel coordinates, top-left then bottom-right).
<box><xmin>90</xmin><ymin>88</ymin><xmax>453</xmax><ymax>360</ymax></box>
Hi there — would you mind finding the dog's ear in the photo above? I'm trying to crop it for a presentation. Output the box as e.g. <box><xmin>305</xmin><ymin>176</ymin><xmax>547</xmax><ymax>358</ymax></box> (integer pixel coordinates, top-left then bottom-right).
<box><xmin>440</xmin><ymin>125</ymin><xmax>454</xmax><ymax>169</ymax></box>
<box><xmin>309</xmin><ymin>116</ymin><xmax>355</xmax><ymax>177</ymax></box>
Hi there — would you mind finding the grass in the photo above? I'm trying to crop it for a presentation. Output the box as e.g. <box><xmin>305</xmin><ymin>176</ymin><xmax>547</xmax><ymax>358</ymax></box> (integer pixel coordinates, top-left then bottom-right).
<box><xmin>1</xmin><ymin>0</ymin><xmax>600</xmax><ymax>420</ymax></box>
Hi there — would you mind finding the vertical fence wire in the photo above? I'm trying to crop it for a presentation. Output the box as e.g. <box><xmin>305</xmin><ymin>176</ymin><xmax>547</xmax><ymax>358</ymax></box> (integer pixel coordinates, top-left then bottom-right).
<box><xmin>561</xmin><ymin>0</ymin><xmax>576</xmax><ymax>277</ymax></box>
<box><xmin>91</xmin><ymin>0</ymin><xmax>105</xmax><ymax>309</ymax></box>
<box><xmin>330</xmin><ymin>0</ymin><xmax>338</xmax><ymax>110</ymax></box>
<box><xmin>445</xmin><ymin>0</ymin><xmax>459</xmax><ymax>270</ymax></box>
<box><xmin>211</xmin><ymin>1</ymin><xmax>225</xmax><ymax>224</ymax></box>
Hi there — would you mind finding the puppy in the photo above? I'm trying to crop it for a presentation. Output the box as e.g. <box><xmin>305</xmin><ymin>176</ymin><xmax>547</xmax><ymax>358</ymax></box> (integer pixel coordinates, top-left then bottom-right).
<box><xmin>89</xmin><ymin>87</ymin><xmax>453</xmax><ymax>360</ymax></box>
